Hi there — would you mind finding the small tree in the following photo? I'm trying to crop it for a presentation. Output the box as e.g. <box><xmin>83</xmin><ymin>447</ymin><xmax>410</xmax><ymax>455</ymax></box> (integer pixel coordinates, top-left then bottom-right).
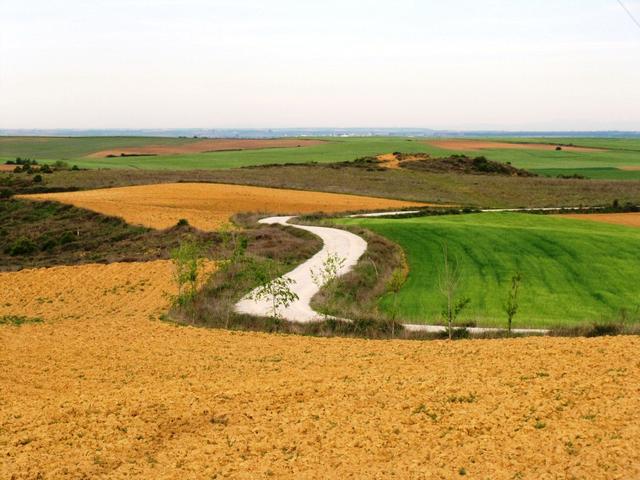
<box><xmin>251</xmin><ymin>276</ymin><xmax>299</xmax><ymax>319</ymax></box>
<box><xmin>310</xmin><ymin>252</ymin><xmax>346</xmax><ymax>318</ymax></box>
<box><xmin>439</xmin><ymin>244</ymin><xmax>470</xmax><ymax>340</ymax></box>
<box><xmin>385</xmin><ymin>268</ymin><xmax>405</xmax><ymax>338</ymax></box>
<box><xmin>504</xmin><ymin>273</ymin><xmax>522</xmax><ymax>336</ymax></box>
<box><xmin>219</xmin><ymin>223</ymin><xmax>248</xmax><ymax>279</ymax></box>
<box><xmin>171</xmin><ymin>239</ymin><xmax>206</xmax><ymax>307</ymax></box>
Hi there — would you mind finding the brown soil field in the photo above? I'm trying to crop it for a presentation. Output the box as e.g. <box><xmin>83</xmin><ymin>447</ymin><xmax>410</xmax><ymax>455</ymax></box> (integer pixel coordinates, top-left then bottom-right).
<box><xmin>20</xmin><ymin>183</ymin><xmax>427</xmax><ymax>230</ymax></box>
<box><xmin>426</xmin><ymin>139</ymin><xmax>605</xmax><ymax>153</ymax></box>
<box><xmin>619</xmin><ymin>165</ymin><xmax>640</xmax><ymax>171</ymax></box>
<box><xmin>559</xmin><ymin>212</ymin><xmax>640</xmax><ymax>228</ymax></box>
<box><xmin>87</xmin><ymin>139</ymin><xmax>325</xmax><ymax>158</ymax></box>
<box><xmin>1</xmin><ymin>263</ymin><xmax>639</xmax><ymax>478</ymax></box>
<box><xmin>0</xmin><ymin>164</ymin><xmax>16</xmax><ymax>172</ymax></box>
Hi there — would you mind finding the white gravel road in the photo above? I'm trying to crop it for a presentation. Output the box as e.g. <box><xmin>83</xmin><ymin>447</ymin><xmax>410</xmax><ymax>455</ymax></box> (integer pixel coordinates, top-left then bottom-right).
<box><xmin>235</xmin><ymin>213</ymin><xmax>549</xmax><ymax>335</ymax></box>
<box><xmin>235</xmin><ymin>216</ymin><xmax>367</xmax><ymax>322</ymax></box>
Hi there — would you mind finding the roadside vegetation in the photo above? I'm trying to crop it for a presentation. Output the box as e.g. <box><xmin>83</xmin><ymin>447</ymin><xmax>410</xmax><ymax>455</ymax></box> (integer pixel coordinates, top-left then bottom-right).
<box><xmin>167</xmin><ymin>214</ymin><xmax>323</xmax><ymax>331</ymax></box>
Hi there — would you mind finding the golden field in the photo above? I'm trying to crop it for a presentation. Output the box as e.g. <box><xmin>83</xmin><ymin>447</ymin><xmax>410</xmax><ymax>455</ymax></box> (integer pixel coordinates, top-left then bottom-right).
<box><xmin>19</xmin><ymin>183</ymin><xmax>426</xmax><ymax>230</ymax></box>
<box><xmin>1</xmin><ymin>262</ymin><xmax>639</xmax><ymax>479</ymax></box>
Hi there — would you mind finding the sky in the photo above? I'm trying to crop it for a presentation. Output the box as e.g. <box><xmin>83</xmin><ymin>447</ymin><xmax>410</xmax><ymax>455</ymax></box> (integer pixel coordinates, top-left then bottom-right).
<box><xmin>1</xmin><ymin>0</ymin><xmax>639</xmax><ymax>130</ymax></box>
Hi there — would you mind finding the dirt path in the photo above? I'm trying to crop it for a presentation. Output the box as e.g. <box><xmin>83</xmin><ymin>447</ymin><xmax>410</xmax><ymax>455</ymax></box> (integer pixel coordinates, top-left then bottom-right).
<box><xmin>235</xmin><ymin>216</ymin><xmax>367</xmax><ymax>321</ymax></box>
<box><xmin>235</xmin><ymin>215</ymin><xmax>548</xmax><ymax>334</ymax></box>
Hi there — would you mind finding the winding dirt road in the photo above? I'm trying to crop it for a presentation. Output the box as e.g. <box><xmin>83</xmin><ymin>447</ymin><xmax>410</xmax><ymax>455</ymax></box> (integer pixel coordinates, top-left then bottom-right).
<box><xmin>235</xmin><ymin>214</ymin><xmax>549</xmax><ymax>334</ymax></box>
<box><xmin>235</xmin><ymin>216</ymin><xmax>367</xmax><ymax>322</ymax></box>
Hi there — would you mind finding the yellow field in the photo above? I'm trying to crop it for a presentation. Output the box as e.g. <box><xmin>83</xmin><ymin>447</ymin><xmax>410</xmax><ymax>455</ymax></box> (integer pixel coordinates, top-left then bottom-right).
<box><xmin>1</xmin><ymin>263</ymin><xmax>639</xmax><ymax>478</ymax></box>
<box><xmin>20</xmin><ymin>183</ymin><xmax>427</xmax><ymax>230</ymax></box>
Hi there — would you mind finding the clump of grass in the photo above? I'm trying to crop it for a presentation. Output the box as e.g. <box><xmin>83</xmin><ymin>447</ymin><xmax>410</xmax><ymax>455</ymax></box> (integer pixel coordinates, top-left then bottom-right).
<box><xmin>447</xmin><ymin>393</ymin><xmax>477</xmax><ymax>404</ymax></box>
<box><xmin>550</xmin><ymin>322</ymin><xmax>640</xmax><ymax>337</ymax></box>
<box><xmin>0</xmin><ymin>315</ymin><xmax>43</xmax><ymax>326</ymax></box>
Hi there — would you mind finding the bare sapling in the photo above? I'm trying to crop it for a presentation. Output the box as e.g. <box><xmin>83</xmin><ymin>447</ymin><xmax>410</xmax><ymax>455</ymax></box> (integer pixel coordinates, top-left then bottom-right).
<box><xmin>386</xmin><ymin>268</ymin><xmax>405</xmax><ymax>338</ymax></box>
<box><xmin>251</xmin><ymin>275</ymin><xmax>299</xmax><ymax>320</ymax></box>
<box><xmin>504</xmin><ymin>273</ymin><xmax>522</xmax><ymax>336</ymax></box>
<box><xmin>438</xmin><ymin>243</ymin><xmax>470</xmax><ymax>340</ymax></box>
<box><xmin>171</xmin><ymin>239</ymin><xmax>207</xmax><ymax>308</ymax></box>
<box><xmin>310</xmin><ymin>252</ymin><xmax>346</xmax><ymax>318</ymax></box>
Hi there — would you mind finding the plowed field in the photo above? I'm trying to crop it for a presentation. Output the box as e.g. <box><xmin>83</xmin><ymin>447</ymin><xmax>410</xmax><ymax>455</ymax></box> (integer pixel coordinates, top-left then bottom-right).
<box><xmin>559</xmin><ymin>212</ymin><xmax>640</xmax><ymax>228</ymax></box>
<box><xmin>21</xmin><ymin>183</ymin><xmax>426</xmax><ymax>230</ymax></box>
<box><xmin>1</xmin><ymin>262</ymin><xmax>639</xmax><ymax>478</ymax></box>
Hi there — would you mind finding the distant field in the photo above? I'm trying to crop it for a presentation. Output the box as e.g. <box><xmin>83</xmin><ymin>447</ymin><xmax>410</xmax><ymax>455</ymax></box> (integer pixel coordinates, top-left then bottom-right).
<box><xmin>2</xmin><ymin>135</ymin><xmax>640</xmax><ymax>177</ymax></box>
<box><xmin>5</xmin><ymin>163</ymin><xmax>640</xmax><ymax>209</ymax></box>
<box><xmin>338</xmin><ymin>213</ymin><xmax>640</xmax><ymax>328</ymax></box>
<box><xmin>0</xmin><ymin>136</ymin><xmax>431</xmax><ymax>170</ymax></box>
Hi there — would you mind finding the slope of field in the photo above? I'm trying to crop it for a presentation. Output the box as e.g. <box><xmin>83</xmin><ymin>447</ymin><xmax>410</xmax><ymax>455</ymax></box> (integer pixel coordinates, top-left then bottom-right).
<box><xmin>0</xmin><ymin>198</ymin><xmax>222</xmax><ymax>271</ymax></box>
<box><xmin>1</xmin><ymin>262</ymin><xmax>639</xmax><ymax>478</ymax></box>
<box><xmin>339</xmin><ymin>213</ymin><xmax>640</xmax><ymax>328</ymax></box>
<box><xmin>20</xmin><ymin>183</ymin><xmax>426</xmax><ymax>230</ymax></box>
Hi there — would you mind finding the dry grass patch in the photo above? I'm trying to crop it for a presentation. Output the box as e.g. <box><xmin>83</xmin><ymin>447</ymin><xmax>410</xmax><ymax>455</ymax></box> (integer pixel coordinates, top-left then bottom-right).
<box><xmin>20</xmin><ymin>183</ymin><xmax>425</xmax><ymax>230</ymax></box>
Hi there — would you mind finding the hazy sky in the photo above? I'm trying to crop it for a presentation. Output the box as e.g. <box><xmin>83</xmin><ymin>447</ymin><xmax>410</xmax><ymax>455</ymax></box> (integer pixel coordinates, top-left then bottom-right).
<box><xmin>1</xmin><ymin>0</ymin><xmax>639</xmax><ymax>130</ymax></box>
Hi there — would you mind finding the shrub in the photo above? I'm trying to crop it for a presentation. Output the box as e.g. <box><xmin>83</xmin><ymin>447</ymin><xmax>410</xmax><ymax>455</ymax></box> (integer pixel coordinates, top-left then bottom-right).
<box><xmin>59</xmin><ymin>231</ymin><xmax>75</xmax><ymax>245</ymax></box>
<box><xmin>586</xmin><ymin>323</ymin><xmax>621</xmax><ymax>337</ymax></box>
<box><xmin>171</xmin><ymin>239</ymin><xmax>208</xmax><ymax>307</ymax></box>
<box><xmin>71</xmin><ymin>165</ymin><xmax>80</xmax><ymax>171</ymax></box>
<box><xmin>40</xmin><ymin>238</ymin><xmax>58</xmax><ymax>251</ymax></box>
<box><xmin>7</xmin><ymin>237</ymin><xmax>37</xmax><ymax>255</ymax></box>
<box><xmin>33</xmin><ymin>174</ymin><xmax>43</xmax><ymax>183</ymax></box>
<box><xmin>53</xmin><ymin>160</ymin><xmax>70</xmax><ymax>169</ymax></box>
<box><xmin>176</xmin><ymin>218</ymin><xmax>190</xmax><ymax>227</ymax></box>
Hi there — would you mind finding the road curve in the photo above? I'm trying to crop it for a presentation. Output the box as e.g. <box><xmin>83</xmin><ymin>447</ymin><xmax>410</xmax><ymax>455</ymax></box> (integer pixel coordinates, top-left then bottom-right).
<box><xmin>235</xmin><ymin>214</ymin><xmax>548</xmax><ymax>335</ymax></box>
<box><xmin>235</xmin><ymin>216</ymin><xmax>367</xmax><ymax>322</ymax></box>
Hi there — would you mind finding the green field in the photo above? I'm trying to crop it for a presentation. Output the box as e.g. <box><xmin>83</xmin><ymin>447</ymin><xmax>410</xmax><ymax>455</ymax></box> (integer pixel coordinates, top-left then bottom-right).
<box><xmin>2</xmin><ymin>136</ymin><xmax>640</xmax><ymax>178</ymax></box>
<box><xmin>338</xmin><ymin>213</ymin><xmax>640</xmax><ymax>328</ymax></box>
